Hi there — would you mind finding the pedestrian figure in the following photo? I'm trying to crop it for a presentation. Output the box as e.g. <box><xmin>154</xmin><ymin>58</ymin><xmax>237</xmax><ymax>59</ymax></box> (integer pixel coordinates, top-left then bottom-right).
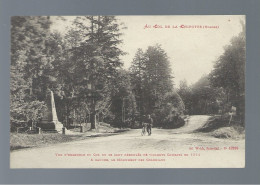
<box><xmin>147</xmin><ymin>114</ymin><xmax>153</xmax><ymax>136</ymax></box>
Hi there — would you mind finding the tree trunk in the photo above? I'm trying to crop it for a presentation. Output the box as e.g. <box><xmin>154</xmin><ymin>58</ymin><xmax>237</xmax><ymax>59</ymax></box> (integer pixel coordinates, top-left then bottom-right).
<box><xmin>90</xmin><ymin>99</ymin><xmax>96</xmax><ymax>129</ymax></box>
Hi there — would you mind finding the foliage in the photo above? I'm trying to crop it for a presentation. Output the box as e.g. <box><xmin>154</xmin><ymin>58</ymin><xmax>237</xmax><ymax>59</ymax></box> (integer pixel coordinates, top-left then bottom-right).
<box><xmin>177</xmin><ymin>80</ymin><xmax>192</xmax><ymax>114</ymax></box>
<box><xmin>10</xmin><ymin>16</ymin><xmax>52</xmax><ymax>124</ymax></box>
<box><xmin>130</xmin><ymin>45</ymin><xmax>184</xmax><ymax>128</ymax></box>
<box><xmin>209</xmin><ymin>22</ymin><xmax>245</xmax><ymax>124</ymax></box>
<box><xmin>14</xmin><ymin>16</ymin><xmax>249</xmax><ymax>131</ymax></box>
<box><xmin>153</xmin><ymin>91</ymin><xmax>185</xmax><ymax>128</ymax></box>
<box><xmin>191</xmin><ymin>75</ymin><xmax>222</xmax><ymax>115</ymax></box>
<box><xmin>110</xmin><ymin>69</ymin><xmax>137</xmax><ymax>127</ymax></box>
<box><xmin>178</xmin><ymin>22</ymin><xmax>245</xmax><ymax>127</ymax></box>
<box><xmin>63</xmin><ymin>16</ymin><xmax>126</xmax><ymax>128</ymax></box>
<box><xmin>11</xmin><ymin>16</ymin><xmax>130</xmax><ymax>129</ymax></box>
<box><xmin>10</xmin><ymin>16</ymin><xmax>245</xmax><ymax>131</ymax></box>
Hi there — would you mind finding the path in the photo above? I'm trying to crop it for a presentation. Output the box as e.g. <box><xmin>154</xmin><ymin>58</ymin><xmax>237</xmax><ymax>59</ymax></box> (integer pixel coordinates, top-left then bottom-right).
<box><xmin>10</xmin><ymin>115</ymin><xmax>245</xmax><ymax>168</ymax></box>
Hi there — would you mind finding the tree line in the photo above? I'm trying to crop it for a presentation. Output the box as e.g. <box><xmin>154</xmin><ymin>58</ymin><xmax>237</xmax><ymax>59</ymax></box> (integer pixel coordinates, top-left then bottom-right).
<box><xmin>10</xmin><ymin>16</ymin><xmax>245</xmax><ymax>130</ymax></box>
<box><xmin>178</xmin><ymin>21</ymin><xmax>245</xmax><ymax>126</ymax></box>
<box><xmin>10</xmin><ymin>16</ymin><xmax>185</xmax><ymax>130</ymax></box>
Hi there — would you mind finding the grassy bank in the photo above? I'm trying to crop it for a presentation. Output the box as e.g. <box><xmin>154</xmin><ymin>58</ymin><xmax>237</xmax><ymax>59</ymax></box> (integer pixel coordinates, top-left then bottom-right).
<box><xmin>10</xmin><ymin>133</ymin><xmax>75</xmax><ymax>151</ymax></box>
<box><xmin>10</xmin><ymin>122</ymin><xmax>129</xmax><ymax>151</ymax></box>
<box><xmin>195</xmin><ymin>115</ymin><xmax>245</xmax><ymax>139</ymax></box>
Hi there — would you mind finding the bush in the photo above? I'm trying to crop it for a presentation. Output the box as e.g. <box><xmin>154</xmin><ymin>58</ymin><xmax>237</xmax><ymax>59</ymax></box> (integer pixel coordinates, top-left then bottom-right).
<box><xmin>153</xmin><ymin>91</ymin><xmax>185</xmax><ymax>128</ymax></box>
<box><xmin>10</xmin><ymin>121</ymin><xmax>30</xmax><ymax>133</ymax></box>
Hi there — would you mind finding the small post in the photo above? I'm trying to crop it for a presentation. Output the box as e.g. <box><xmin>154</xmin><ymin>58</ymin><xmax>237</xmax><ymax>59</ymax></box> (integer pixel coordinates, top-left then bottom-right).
<box><xmin>94</xmin><ymin>115</ymin><xmax>98</xmax><ymax>132</ymax></box>
<box><xmin>62</xmin><ymin>127</ymin><xmax>66</xmax><ymax>135</ymax></box>
<box><xmin>36</xmin><ymin>127</ymin><xmax>41</xmax><ymax>134</ymax></box>
<box><xmin>228</xmin><ymin>114</ymin><xmax>233</xmax><ymax>125</ymax></box>
<box><xmin>229</xmin><ymin>106</ymin><xmax>236</xmax><ymax>125</ymax></box>
<box><xmin>80</xmin><ymin>125</ymin><xmax>84</xmax><ymax>133</ymax></box>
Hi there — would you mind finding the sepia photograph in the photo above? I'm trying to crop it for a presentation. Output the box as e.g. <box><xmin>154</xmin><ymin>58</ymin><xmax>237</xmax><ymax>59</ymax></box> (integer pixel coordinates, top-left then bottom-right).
<box><xmin>10</xmin><ymin>15</ymin><xmax>245</xmax><ymax>168</ymax></box>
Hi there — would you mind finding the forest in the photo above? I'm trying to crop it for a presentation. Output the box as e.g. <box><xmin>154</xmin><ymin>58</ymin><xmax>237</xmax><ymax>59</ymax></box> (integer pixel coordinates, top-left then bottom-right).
<box><xmin>178</xmin><ymin>21</ymin><xmax>245</xmax><ymax>126</ymax></box>
<box><xmin>10</xmin><ymin>16</ymin><xmax>245</xmax><ymax>131</ymax></box>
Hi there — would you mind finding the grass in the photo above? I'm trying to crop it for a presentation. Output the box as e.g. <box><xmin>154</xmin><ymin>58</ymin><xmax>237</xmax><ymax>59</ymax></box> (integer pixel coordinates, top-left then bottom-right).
<box><xmin>195</xmin><ymin>115</ymin><xmax>245</xmax><ymax>139</ymax></box>
<box><xmin>210</xmin><ymin>126</ymin><xmax>245</xmax><ymax>139</ymax></box>
<box><xmin>10</xmin><ymin>122</ymin><xmax>128</xmax><ymax>151</ymax></box>
<box><xmin>195</xmin><ymin>115</ymin><xmax>229</xmax><ymax>132</ymax></box>
<box><xmin>10</xmin><ymin>133</ymin><xmax>75</xmax><ymax>151</ymax></box>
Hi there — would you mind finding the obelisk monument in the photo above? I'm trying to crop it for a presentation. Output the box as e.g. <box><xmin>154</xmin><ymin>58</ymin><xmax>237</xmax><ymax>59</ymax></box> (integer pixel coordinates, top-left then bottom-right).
<box><xmin>39</xmin><ymin>90</ymin><xmax>63</xmax><ymax>132</ymax></box>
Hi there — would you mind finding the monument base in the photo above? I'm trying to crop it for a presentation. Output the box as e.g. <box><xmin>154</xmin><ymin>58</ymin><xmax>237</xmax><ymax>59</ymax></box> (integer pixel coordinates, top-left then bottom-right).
<box><xmin>38</xmin><ymin>120</ymin><xmax>64</xmax><ymax>133</ymax></box>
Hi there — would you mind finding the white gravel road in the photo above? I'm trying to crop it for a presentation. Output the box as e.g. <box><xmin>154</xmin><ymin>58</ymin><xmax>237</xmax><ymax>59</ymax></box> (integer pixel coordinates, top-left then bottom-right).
<box><xmin>10</xmin><ymin>115</ymin><xmax>245</xmax><ymax>168</ymax></box>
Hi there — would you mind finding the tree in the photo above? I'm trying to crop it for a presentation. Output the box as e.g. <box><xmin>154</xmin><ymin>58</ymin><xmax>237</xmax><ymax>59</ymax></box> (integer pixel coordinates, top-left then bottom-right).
<box><xmin>65</xmin><ymin>16</ymin><xmax>126</xmax><ymax>129</ymax></box>
<box><xmin>153</xmin><ymin>91</ymin><xmax>185</xmax><ymax>128</ymax></box>
<box><xmin>129</xmin><ymin>48</ymin><xmax>146</xmax><ymax>118</ymax></box>
<box><xmin>210</xmin><ymin>22</ymin><xmax>245</xmax><ymax>124</ymax></box>
<box><xmin>190</xmin><ymin>75</ymin><xmax>221</xmax><ymax>115</ymax></box>
<box><xmin>142</xmin><ymin>45</ymin><xmax>174</xmax><ymax>115</ymax></box>
<box><xmin>130</xmin><ymin>44</ymin><xmax>184</xmax><ymax>127</ymax></box>
<box><xmin>177</xmin><ymin>79</ymin><xmax>191</xmax><ymax>114</ymax></box>
<box><xmin>44</xmin><ymin>31</ymin><xmax>75</xmax><ymax>126</ymax></box>
<box><xmin>10</xmin><ymin>16</ymin><xmax>52</xmax><ymax>125</ymax></box>
<box><xmin>110</xmin><ymin>70</ymin><xmax>137</xmax><ymax>127</ymax></box>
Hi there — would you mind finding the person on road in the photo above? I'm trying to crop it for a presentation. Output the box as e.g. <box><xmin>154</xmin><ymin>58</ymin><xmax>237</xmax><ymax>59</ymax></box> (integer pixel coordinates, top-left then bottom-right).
<box><xmin>147</xmin><ymin>114</ymin><xmax>153</xmax><ymax>136</ymax></box>
<box><xmin>141</xmin><ymin>115</ymin><xmax>148</xmax><ymax>135</ymax></box>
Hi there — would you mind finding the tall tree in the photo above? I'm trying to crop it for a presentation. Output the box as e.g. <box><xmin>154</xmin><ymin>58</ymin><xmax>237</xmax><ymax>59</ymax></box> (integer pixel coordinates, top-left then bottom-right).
<box><xmin>143</xmin><ymin>44</ymin><xmax>174</xmax><ymax>114</ymax></box>
<box><xmin>129</xmin><ymin>48</ymin><xmax>146</xmax><ymax>118</ymax></box>
<box><xmin>130</xmin><ymin>45</ymin><xmax>184</xmax><ymax>127</ymax></box>
<box><xmin>110</xmin><ymin>70</ymin><xmax>137</xmax><ymax>127</ymax></box>
<box><xmin>177</xmin><ymin>79</ymin><xmax>192</xmax><ymax>114</ymax></box>
<box><xmin>190</xmin><ymin>75</ymin><xmax>222</xmax><ymax>115</ymax></box>
<box><xmin>66</xmin><ymin>16</ymin><xmax>126</xmax><ymax>129</ymax></box>
<box><xmin>10</xmin><ymin>16</ymin><xmax>52</xmax><ymax>125</ymax></box>
<box><xmin>210</xmin><ymin>22</ymin><xmax>245</xmax><ymax>123</ymax></box>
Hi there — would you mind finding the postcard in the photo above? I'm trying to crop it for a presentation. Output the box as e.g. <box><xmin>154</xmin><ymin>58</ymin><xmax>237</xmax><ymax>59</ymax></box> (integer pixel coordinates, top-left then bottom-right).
<box><xmin>10</xmin><ymin>15</ymin><xmax>245</xmax><ymax>168</ymax></box>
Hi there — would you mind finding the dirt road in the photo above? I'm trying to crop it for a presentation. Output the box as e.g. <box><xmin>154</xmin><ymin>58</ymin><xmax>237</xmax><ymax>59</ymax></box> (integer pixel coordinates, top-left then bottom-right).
<box><xmin>10</xmin><ymin>115</ymin><xmax>245</xmax><ymax>168</ymax></box>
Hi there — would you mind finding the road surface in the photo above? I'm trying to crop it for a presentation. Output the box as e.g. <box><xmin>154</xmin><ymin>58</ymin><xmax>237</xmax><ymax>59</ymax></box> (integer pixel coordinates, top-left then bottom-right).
<box><xmin>10</xmin><ymin>115</ymin><xmax>245</xmax><ymax>168</ymax></box>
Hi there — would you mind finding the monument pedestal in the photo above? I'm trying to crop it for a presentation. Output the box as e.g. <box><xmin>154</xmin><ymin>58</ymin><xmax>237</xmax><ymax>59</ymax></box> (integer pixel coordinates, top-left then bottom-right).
<box><xmin>39</xmin><ymin>120</ymin><xmax>64</xmax><ymax>132</ymax></box>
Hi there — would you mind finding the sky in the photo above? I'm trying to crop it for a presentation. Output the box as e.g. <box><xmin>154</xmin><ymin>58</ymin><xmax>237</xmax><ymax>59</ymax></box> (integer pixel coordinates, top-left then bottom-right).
<box><xmin>52</xmin><ymin>15</ymin><xmax>245</xmax><ymax>87</ymax></box>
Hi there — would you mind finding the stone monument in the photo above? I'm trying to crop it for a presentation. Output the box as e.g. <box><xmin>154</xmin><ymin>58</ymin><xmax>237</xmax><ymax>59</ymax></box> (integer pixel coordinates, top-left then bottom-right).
<box><xmin>39</xmin><ymin>90</ymin><xmax>64</xmax><ymax>133</ymax></box>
